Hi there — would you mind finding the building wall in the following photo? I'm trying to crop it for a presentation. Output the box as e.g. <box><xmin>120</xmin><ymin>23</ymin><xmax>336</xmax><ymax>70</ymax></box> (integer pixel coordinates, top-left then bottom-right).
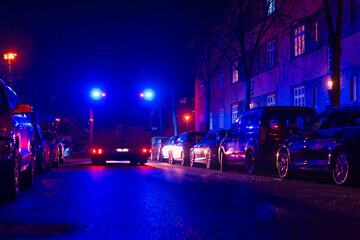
<box><xmin>195</xmin><ymin>0</ymin><xmax>360</xmax><ymax>131</ymax></box>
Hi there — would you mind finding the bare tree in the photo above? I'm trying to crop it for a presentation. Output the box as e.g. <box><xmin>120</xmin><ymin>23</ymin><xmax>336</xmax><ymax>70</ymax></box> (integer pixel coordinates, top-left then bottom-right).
<box><xmin>323</xmin><ymin>0</ymin><xmax>344</xmax><ymax>106</ymax></box>
<box><xmin>195</xmin><ymin>38</ymin><xmax>224</xmax><ymax>131</ymax></box>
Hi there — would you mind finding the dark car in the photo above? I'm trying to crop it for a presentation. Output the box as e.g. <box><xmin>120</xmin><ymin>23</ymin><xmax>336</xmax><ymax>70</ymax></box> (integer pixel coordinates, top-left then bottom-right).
<box><xmin>160</xmin><ymin>136</ymin><xmax>178</xmax><ymax>162</ymax></box>
<box><xmin>168</xmin><ymin>132</ymin><xmax>205</xmax><ymax>165</ymax></box>
<box><xmin>190</xmin><ymin>130</ymin><xmax>227</xmax><ymax>169</ymax></box>
<box><xmin>219</xmin><ymin>106</ymin><xmax>316</xmax><ymax>174</ymax></box>
<box><xmin>42</xmin><ymin>131</ymin><xmax>60</xmax><ymax>168</ymax></box>
<box><xmin>150</xmin><ymin>137</ymin><xmax>169</xmax><ymax>161</ymax></box>
<box><xmin>0</xmin><ymin>80</ymin><xmax>34</xmax><ymax>202</ymax></box>
<box><xmin>276</xmin><ymin>104</ymin><xmax>360</xmax><ymax>185</ymax></box>
<box><xmin>32</xmin><ymin>124</ymin><xmax>51</xmax><ymax>173</ymax></box>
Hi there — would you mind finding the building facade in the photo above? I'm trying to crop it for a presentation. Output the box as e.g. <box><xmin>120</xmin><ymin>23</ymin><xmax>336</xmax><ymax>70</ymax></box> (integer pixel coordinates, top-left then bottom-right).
<box><xmin>195</xmin><ymin>0</ymin><xmax>360</xmax><ymax>131</ymax></box>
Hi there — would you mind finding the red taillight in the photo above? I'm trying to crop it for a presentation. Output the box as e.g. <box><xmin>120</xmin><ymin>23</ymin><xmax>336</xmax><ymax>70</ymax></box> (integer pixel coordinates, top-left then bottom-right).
<box><xmin>92</xmin><ymin>148</ymin><xmax>103</xmax><ymax>154</ymax></box>
<box><xmin>92</xmin><ymin>149</ymin><xmax>96</xmax><ymax>154</ymax></box>
<box><xmin>98</xmin><ymin>149</ymin><xmax>103</xmax><ymax>154</ymax></box>
<box><xmin>142</xmin><ymin>148</ymin><xmax>147</xmax><ymax>153</ymax></box>
<box><xmin>260</xmin><ymin>126</ymin><xmax>266</xmax><ymax>145</ymax></box>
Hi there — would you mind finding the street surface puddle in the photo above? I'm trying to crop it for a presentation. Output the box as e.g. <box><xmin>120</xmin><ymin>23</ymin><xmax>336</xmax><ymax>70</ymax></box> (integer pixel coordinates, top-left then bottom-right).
<box><xmin>0</xmin><ymin>223</ymin><xmax>89</xmax><ymax>237</ymax></box>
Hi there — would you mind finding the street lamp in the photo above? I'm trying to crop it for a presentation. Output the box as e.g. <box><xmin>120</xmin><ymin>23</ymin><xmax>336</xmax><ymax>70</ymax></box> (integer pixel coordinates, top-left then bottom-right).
<box><xmin>89</xmin><ymin>88</ymin><xmax>106</xmax><ymax>148</ymax></box>
<box><xmin>4</xmin><ymin>53</ymin><xmax>17</xmax><ymax>86</ymax></box>
<box><xmin>184</xmin><ymin>115</ymin><xmax>190</xmax><ymax>131</ymax></box>
<box><xmin>140</xmin><ymin>89</ymin><xmax>155</xmax><ymax>101</ymax></box>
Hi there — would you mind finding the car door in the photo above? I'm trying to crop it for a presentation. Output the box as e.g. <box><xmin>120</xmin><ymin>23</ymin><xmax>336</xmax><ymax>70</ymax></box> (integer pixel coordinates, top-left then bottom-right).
<box><xmin>223</xmin><ymin>121</ymin><xmax>240</xmax><ymax>163</ymax></box>
<box><xmin>194</xmin><ymin>132</ymin><xmax>210</xmax><ymax>161</ymax></box>
<box><xmin>289</xmin><ymin>112</ymin><xmax>327</xmax><ymax>166</ymax></box>
<box><xmin>236</xmin><ymin>111</ymin><xmax>252</xmax><ymax>164</ymax></box>
<box><xmin>307</xmin><ymin>110</ymin><xmax>351</xmax><ymax>168</ymax></box>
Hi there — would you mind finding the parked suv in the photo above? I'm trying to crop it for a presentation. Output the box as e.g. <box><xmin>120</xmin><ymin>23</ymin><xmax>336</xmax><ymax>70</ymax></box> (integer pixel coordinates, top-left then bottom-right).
<box><xmin>0</xmin><ymin>80</ymin><xmax>34</xmax><ymax>202</ymax></box>
<box><xmin>219</xmin><ymin>107</ymin><xmax>316</xmax><ymax>173</ymax></box>
<box><xmin>277</xmin><ymin>105</ymin><xmax>360</xmax><ymax>185</ymax></box>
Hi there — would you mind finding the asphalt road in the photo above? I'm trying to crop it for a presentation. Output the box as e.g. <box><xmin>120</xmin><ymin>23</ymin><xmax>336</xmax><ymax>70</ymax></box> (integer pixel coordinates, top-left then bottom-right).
<box><xmin>1</xmin><ymin>158</ymin><xmax>360</xmax><ymax>239</ymax></box>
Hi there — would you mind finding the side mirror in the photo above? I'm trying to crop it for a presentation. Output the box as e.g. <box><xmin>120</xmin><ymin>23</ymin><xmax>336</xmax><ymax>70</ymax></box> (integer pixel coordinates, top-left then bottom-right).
<box><xmin>12</xmin><ymin>103</ymin><xmax>32</xmax><ymax>114</ymax></box>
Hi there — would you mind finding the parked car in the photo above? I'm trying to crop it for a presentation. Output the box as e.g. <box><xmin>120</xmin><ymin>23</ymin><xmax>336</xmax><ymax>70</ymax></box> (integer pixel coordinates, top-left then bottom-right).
<box><xmin>61</xmin><ymin>139</ymin><xmax>72</xmax><ymax>158</ymax></box>
<box><xmin>219</xmin><ymin>106</ymin><xmax>316</xmax><ymax>174</ymax></box>
<box><xmin>32</xmin><ymin>124</ymin><xmax>51</xmax><ymax>173</ymax></box>
<box><xmin>42</xmin><ymin>130</ymin><xmax>60</xmax><ymax>168</ymax></box>
<box><xmin>276</xmin><ymin>104</ymin><xmax>360</xmax><ymax>185</ymax></box>
<box><xmin>190</xmin><ymin>130</ymin><xmax>227</xmax><ymax>169</ymax></box>
<box><xmin>160</xmin><ymin>136</ymin><xmax>178</xmax><ymax>162</ymax></box>
<box><xmin>168</xmin><ymin>132</ymin><xmax>205</xmax><ymax>165</ymax></box>
<box><xmin>0</xmin><ymin>80</ymin><xmax>35</xmax><ymax>202</ymax></box>
<box><xmin>150</xmin><ymin>137</ymin><xmax>169</xmax><ymax>161</ymax></box>
<box><xmin>52</xmin><ymin>131</ymin><xmax>65</xmax><ymax>164</ymax></box>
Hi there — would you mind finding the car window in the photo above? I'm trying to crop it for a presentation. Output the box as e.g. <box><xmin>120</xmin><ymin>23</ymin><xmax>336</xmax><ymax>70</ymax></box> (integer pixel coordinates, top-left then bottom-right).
<box><xmin>229</xmin><ymin>122</ymin><xmax>239</xmax><ymax>136</ymax></box>
<box><xmin>302</xmin><ymin>112</ymin><xmax>327</xmax><ymax>133</ymax></box>
<box><xmin>349</xmin><ymin>110</ymin><xmax>360</xmax><ymax>126</ymax></box>
<box><xmin>200</xmin><ymin>132</ymin><xmax>210</xmax><ymax>143</ymax></box>
<box><xmin>249</xmin><ymin>111</ymin><xmax>261</xmax><ymax>130</ymax></box>
<box><xmin>268</xmin><ymin>111</ymin><xmax>313</xmax><ymax>131</ymax></box>
<box><xmin>207</xmin><ymin>132</ymin><xmax>217</xmax><ymax>141</ymax></box>
<box><xmin>240</xmin><ymin>113</ymin><xmax>252</xmax><ymax>133</ymax></box>
<box><xmin>5</xmin><ymin>87</ymin><xmax>15</xmax><ymax>110</ymax></box>
<box><xmin>187</xmin><ymin>133</ymin><xmax>205</xmax><ymax>142</ymax></box>
<box><xmin>322</xmin><ymin>110</ymin><xmax>350</xmax><ymax>130</ymax></box>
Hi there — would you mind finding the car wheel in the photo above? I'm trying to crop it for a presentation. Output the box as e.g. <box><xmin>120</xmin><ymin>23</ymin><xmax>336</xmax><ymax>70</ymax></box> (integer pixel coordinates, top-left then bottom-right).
<box><xmin>21</xmin><ymin>155</ymin><xmax>35</xmax><ymax>189</ymax></box>
<box><xmin>190</xmin><ymin>150</ymin><xmax>195</xmax><ymax>167</ymax></box>
<box><xmin>220</xmin><ymin>151</ymin><xmax>227</xmax><ymax>172</ymax></box>
<box><xmin>332</xmin><ymin>150</ymin><xmax>350</xmax><ymax>185</ymax></box>
<box><xmin>278</xmin><ymin>150</ymin><xmax>290</xmax><ymax>179</ymax></box>
<box><xmin>180</xmin><ymin>151</ymin><xmax>186</xmax><ymax>166</ymax></box>
<box><xmin>169</xmin><ymin>152</ymin><xmax>174</xmax><ymax>165</ymax></box>
<box><xmin>246</xmin><ymin>150</ymin><xmax>256</xmax><ymax>174</ymax></box>
<box><xmin>205</xmin><ymin>149</ymin><xmax>213</xmax><ymax>169</ymax></box>
<box><xmin>0</xmin><ymin>150</ymin><xmax>20</xmax><ymax>202</ymax></box>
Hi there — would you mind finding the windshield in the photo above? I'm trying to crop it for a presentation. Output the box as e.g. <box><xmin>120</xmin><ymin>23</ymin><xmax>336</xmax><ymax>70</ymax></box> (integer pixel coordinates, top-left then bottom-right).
<box><xmin>268</xmin><ymin>110</ymin><xmax>314</xmax><ymax>131</ymax></box>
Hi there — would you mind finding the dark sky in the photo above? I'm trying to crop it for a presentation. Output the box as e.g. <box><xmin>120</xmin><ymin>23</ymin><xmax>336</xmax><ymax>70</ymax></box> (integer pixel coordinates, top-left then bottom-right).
<box><xmin>0</xmin><ymin>0</ymin><xmax>229</xmax><ymax>127</ymax></box>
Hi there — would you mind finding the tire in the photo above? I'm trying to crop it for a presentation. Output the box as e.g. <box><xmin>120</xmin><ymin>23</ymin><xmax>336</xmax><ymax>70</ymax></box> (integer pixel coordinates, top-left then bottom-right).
<box><xmin>246</xmin><ymin>150</ymin><xmax>256</xmax><ymax>174</ymax></box>
<box><xmin>0</xmin><ymin>150</ymin><xmax>20</xmax><ymax>202</ymax></box>
<box><xmin>332</xmin><ymin>150</ymin><xmax>350</xmax><ymax>185</ymax></box>
<box><xmin>278</xmin><ymin>150</ymin><xmax>290</xmax><ymax>179</ymax></box>
<box><xmin>190</xmin><ymin>150</ymin><xmax>195</xmax><ymax>167</ymax></box>
<box><xmin>21</xmin><ymin>155</ymin><xmax>35</xmax><ymax>189</ymax></box>
<box><xmin>220</xmin><ymin>151</ymin><xmax>228</xmax><ymax>172</ymax></box>
<box><xmin>169</xmin><ymin>152</ymin><xmax>174</xmax><ymax>165</ymax></box>
<box><xmin>205</xmin><ymin>149</ymin><xmax>214</xmax><ymax>169</ymax></box>
<box><xmin>180</xmin><ymin>151</ymin><xmax>186</xmax><ymax>166</ymax></box>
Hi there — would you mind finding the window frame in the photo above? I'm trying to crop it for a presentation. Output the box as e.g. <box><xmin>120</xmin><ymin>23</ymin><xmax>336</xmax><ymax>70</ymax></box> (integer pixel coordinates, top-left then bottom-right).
<box><xmin>267</xmin><ymin>93</ymin><xmax>276</xmax><ymax>106</ymax></box>
<box><xmin>232</xmin><ymin>61</ymin><xmax>239</xmax><ymax>84</ymax></box>
<box><xmin>267</xmin><ymin>40</ymin><xmax>276</xmax><ymax>68</ymax></box>
<box><xmin>294</xmin><ymin>24</ymin><xmax>305</xmax><ymax>57</ymax></box>
<box><xmin>294</xmin><ymin>85</ymin><xmax>305</xmax><ymax>107</ymax></box>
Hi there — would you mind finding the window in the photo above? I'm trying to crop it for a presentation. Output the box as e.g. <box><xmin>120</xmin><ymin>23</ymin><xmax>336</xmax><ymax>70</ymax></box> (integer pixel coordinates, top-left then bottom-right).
<box><xmin>350</xmin><ymin>110</ymin><xmax>360</xmax><ymax>126</ymax></box>
<box><xmin>219</xmin><ymin>70</ymin><xmax>224</xmax><ymax>89</ymax></box>
<box><xmin>294</xmin><ymin>86</ymin><xmax>305</xmax><ymax>107</ymax></box>
<box><xmin>322</xmin><ymin>111</ymin><xmax>350</xmax><ymax>130</ymax></box>
<box><xmin>267</xmin><ymin>93</ymin><xmax>276</xmax><ymax>106</ymax></box>
<box><xmin>199</xmin><ymin>115</ymin><xmax>204</xmax><ymax>131</ymax></box>
<box><xmin>312</xmin><ymin>87</ymin><xmax>318</xmax><ymax>108</ymax></box>
<box><xmin>267</xmin><ymin>0</ymin><xmax>275</xmax><ymax>15</ymax></box>
<box><xmin>232</xmin><ymin>61</ymin><xmax>239</xmax><ymax>84</ymax></box>
<box><xmin>294</xmin><ymin>24</ymin><xmax>305</xmax><ymax>57</ymax></box>
<box><xmin>199</xmin><ymin>83</ymin><xmax>204</xmax><ymax>97</ymax></box>
<box><xmin>219</xmin><ymin>109</ymin><xmax>224</xmax><ymax>129</ymax></box>
<box><xmin>240</xmin><ymin>113</ymin><xmax>252</xmax><ymax>133</ymax></box>
<box><xmin>302</xmin><ymin>112</ymin><xmax>327</xmax><ymax>133</ymax></box>
<box><xmin>250</xmin><ymin>79</ymin><xmax>254</xmax><ymax>97</ymax></box>
<box><xmin>312</xmin><ymin>21</ymin><xmax>318</xmax><ymax>42</ymax></box>
<box><xmin>351</xmin><ymin>76</ymin><xmax>357</xmax><ymax>101</ymax></box>
<box><xmin>249</xmin><ymin>32</ymin><xmax>254</xmax><ymax>50</ymax></box>
<box><xmin>231</xmin><ymin>104</ymin><xmax>239</xmax><ymax>123</ymax></box>
<box><xmin>210</xmin><ymin>112</ymin><xmax>214</xmax><ymax>130</ymax></box>
<box><xmin>267</xmin><ymin>40</ymin><xmax>276</xmax><ymax>68</ymax></box>
<box><xmin>351</xmin><ymin>0</ymin><xmax>358</xmax><ymax>25</ymax></box>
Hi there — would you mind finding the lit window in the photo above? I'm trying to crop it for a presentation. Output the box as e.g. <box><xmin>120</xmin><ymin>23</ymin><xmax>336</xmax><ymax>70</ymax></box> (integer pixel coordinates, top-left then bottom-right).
<box><xmin>267</xmin><ymin>0</ymin><xmax>275</xmax><ymax>15</ymax></box>
<box><xmin>219</xmin><ymin>69</ymin><xmax>224</xmax><ymax>89</ymax></box>
<box><xmin>351</xmin><ymin>77</ymin><xmax>357</xmax><ymax>101</ymax></box>
<box><xmin>312</xmin><ymin>21</ymin><xmax>318</xmax><ymax>42</ymax></box>
<box><xmin>231</xmin><ymin>104</ymin><xmax>239</xmax><ymax>123</ymax></box>
<box><xmin>219</xmin><ymin>109</ymin><xmax>225</xmax><ymax>129</ymax></box>
<box><xmin>267</xmin><ymin>40</ymin><xmax>276</xmax><ymax>68</ymax></box>
<box><xmin>232</xmin><ymin>61</ymin><xmax>239</xmax><ymax>84</ymax></box>
<box><xmin>294</xmin><ymin>86</ymin><xmax>305</xmax><ymax>107</ymax></box>
<box><xmin>210</xmin><ymin>112</ymin><xmax>214</xmax><ymax>130</ymax></box>
<box><xmin>250</xmin><ymin>79</ymin><xmax>254</xmax><ymax>97</ymax></box>
<box><xmin>294</xmin><ymin>24</ymin><xmax>305</xmax><ymax>56</ymax></box>
<box><xmin>267</xmin><ymin>94</ymin><xmax>276</xmax><ymax>106</ymax></box>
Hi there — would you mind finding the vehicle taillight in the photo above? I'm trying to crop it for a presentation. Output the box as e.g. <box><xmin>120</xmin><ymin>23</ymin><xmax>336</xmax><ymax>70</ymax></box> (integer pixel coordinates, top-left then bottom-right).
<box><xmin>142</xmin><ymin>148</ymin><xmax>147</xmax><ymax>153</ymax></box>
<box><xmin>92</xmin><ymin>148</ymin><xmax>103</xmax><ymax>154</ymax></box>
<box><xmin>92</xmin><ymin>149</ymin><xmax>96</xmax><ymax>154</ymax></box>
<box><xmin>98</xmin><ymin>149</ymin><xmax>103</xmax><ymax>154</ymax></box>
<box><xmin>260</xmin><ymin>126</ymin><xmax>266</xmax><ymax>145</ymax></box>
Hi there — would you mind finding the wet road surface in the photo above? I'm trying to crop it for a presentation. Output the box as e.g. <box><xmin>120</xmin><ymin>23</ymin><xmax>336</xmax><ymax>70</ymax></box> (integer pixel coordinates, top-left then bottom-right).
<box><xmin>1</xmin><ymin>158</ymin><xmax>360</xmax><ymax>239</ymax></box>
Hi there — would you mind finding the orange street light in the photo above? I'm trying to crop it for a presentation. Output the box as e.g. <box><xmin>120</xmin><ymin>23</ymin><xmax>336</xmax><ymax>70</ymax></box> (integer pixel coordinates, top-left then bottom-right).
<box><xmin>4</xmin><ymin>53</ymin><xmax>17</xmax><ymax>60</ymax></box>
<box><xmin>184</xmin><ymin>115</ymin><xmax>190</xmax><ymax>121</ymax></box>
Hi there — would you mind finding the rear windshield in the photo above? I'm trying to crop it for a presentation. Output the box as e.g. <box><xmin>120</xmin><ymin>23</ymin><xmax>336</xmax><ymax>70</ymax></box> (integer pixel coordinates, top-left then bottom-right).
<box><xmin>187</xmin><ymin>133</ymin><xmax>205</xmax><ymax>142</ymax></box>
<box><xmin>267</xmin><ymin>110</ymin><xmax>314</xmax><ymax>131</ymax></box>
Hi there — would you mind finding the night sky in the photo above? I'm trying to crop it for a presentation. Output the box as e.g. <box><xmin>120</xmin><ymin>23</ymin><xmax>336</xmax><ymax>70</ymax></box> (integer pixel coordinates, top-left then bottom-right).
<box><xmin>0</xmin><ymin>0</ymin><xmax>229</xmax><ymax>127</ymax></box>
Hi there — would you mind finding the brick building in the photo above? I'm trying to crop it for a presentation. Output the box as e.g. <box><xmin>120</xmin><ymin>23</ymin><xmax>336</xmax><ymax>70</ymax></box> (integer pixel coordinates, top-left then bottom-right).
<box><xmin>195</xmin><ymin>0</ymin><xmax>360</xmax><ymax>131</ymax></box>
